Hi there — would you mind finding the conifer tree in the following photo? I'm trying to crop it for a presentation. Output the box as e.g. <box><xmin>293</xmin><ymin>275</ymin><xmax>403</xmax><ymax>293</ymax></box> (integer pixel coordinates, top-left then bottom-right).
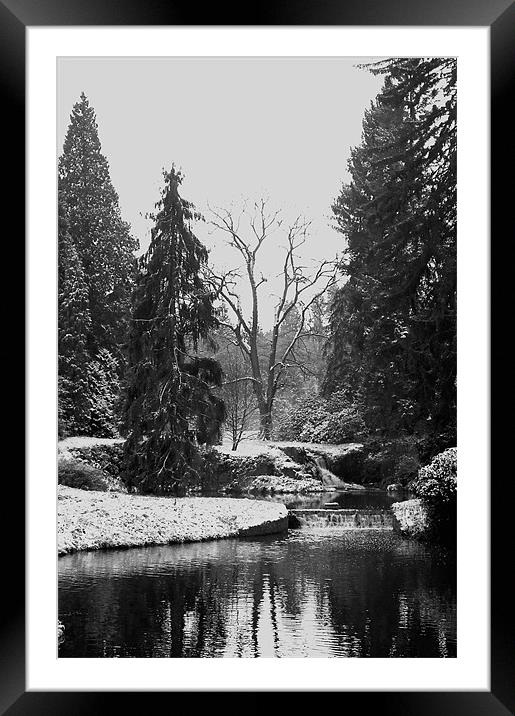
<box><xmin>122</xmin><ymin>168</ymin><xmax>225</xmax><ymax>494</ymax></box>
<box><xmin>325</xmin><ymin>58</ymin><xmax>456</xmax><ymax>448</ymax></box>
<box><xmin>58</xmin><ymin>193</ymin><xmax>91</xmax><ymax>436</ymax></box>
<box><xmin>58</xmin><ymin>94</ymin><xmax>138</xmax><ymax>436</ymax></box>
<box><xmin>59</xmin><ymin>92</ymin><xmax>138</xmax><ymax>356</ymax></box>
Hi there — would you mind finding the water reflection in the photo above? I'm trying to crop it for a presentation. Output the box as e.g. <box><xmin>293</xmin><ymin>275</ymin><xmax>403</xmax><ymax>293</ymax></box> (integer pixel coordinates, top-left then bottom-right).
<box><xmin>59</xmin><ymin>529</ymin><xmax>456</xmax><ymax>658</ymax></box>
<box><xmin>201</xmin><ymin>488</ymin><xmax>404</xmax><ymax>510</ymax></box>
<box><xmin>274</xmin><ymin>488</ymin><xmax>411</xmax><ymax>510</ymax></box>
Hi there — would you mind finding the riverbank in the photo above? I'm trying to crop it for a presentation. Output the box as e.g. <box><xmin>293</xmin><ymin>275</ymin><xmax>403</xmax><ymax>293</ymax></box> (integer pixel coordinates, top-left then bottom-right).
<box><xmin>58</xmin><ymin>436</ymin><xmax>367</xmax><ymax>495</ymax></box>
<box><xmin>58</xmin><ymin>485</ymin><xmax>288</xmax><ymax>555</ymax></box>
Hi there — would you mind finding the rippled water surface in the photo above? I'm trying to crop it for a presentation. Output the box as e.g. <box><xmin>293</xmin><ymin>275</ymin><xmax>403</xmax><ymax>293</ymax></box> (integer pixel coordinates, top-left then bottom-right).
<box><xmin>59</xmin><ymin>522</ymin><xmax>456</xmax><ymax>658</ymax></box>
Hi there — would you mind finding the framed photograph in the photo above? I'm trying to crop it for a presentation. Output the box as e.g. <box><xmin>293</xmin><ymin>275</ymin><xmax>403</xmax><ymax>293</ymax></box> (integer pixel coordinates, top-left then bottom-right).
<box><xmin>3</xmin><ymin>0</ymin><xmax>511</xmax><ymax>712</ymax></box>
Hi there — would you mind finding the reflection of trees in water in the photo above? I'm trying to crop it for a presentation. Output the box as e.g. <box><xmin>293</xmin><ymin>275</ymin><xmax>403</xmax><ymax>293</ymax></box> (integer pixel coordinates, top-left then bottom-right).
<box><xmin>320</xmin><ymin>545</ymin><xmax>456</xmax><ymax>657</ymax></box>
<box><xmin>59</xmin><ymin>549</ymin><xmax>236</xmax><ymax>657</ymax></box>
<box><xmin>59</xmin><ymin>534</ymin><xmax>456</xmax><ymax>658</ymax></box>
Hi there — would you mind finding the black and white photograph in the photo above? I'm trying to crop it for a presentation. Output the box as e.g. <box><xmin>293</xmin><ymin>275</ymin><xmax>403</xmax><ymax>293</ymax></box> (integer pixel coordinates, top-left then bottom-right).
<box><xmin>0</xmin><ymin>0</ymin><xmax>505</xmax><ymax>706</ymax></box>
<box><xmin>55</xmin><ymin>54</ymin><xmax>459</xmax><ymax>660</ymax></box>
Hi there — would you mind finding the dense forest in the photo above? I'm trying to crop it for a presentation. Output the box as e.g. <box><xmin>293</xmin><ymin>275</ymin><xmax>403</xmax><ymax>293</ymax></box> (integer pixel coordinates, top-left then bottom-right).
<box><xmin>58</xmin><ymin>59</ymin><xmax>456</xmax><ymax>496</ymax></box>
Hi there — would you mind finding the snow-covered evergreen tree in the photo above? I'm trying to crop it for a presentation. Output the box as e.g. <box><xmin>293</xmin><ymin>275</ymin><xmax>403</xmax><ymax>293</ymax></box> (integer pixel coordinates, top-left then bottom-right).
<box><xmin>58</xmin><ymin>94</ymin><xmax>138</xmax><ymax>436</ymax></box>
<box><xmin>122</xmin><ymin>168</ymin><xmax>225</xmax><ymax>493</ymax></box>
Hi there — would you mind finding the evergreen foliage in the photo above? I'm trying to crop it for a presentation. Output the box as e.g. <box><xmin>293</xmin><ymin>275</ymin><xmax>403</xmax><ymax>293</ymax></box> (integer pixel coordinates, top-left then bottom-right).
<box><xmin>58</xmin><ymin>458</ymin><xmax>110</xmax><ymax>492</ymax></box>
<box><xmin>58</xmin><ymin>193</ymin><xmax>92</xmax><ymax>436</ymax></box>
<box><xmin>58</xmin><ymin>94</ymin><xmax>138</xmax><ymax>436</ymax></box>
<box><xmin>84</xmin><ymin>348</ymin><xmax>122</xmax><ymax>436</ymax></box>
<box><xmin>59</xmin><ymin>93</ymin><xmax>138</xmax><ymax>355</ymax></box>
<box><xmin>122</xmin><ymin>168</ymin><xmax>225</xmax><ymax>494</ymax></box>
<box><xmin>324</xmin><ymin>58</ymin><xmax>456</xmax><ymax>450</ymax></box>
<box><xmin>65</xmin><ymin>443</ymin><xmax>125</xmax><ymax>481</ymax></box>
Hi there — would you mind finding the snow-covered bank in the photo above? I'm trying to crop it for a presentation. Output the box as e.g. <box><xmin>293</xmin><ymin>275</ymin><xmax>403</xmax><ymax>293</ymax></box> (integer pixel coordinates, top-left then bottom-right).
<box><xmin>391</xmin><ymin>499</ymin><xmax>430</xmax><ymax>539</ymax></box>
<box><xmin>57</xmin><ymin>435</ymin><xmax>368</xmax><ymax>497</ymax></box>
<box><xmin>58</xmin><ymin>436</ymin><xmax>124</xmax><ymax>452</ymax></box>
<box><xmin>212</xmin><ymin>439</ymin><xmax>365</xmax><ymax>492</ymax></box>
<box><xmin>58</xmin><ymin>485</ymin><xmax>288</xmax><ymax>555</ymax></box>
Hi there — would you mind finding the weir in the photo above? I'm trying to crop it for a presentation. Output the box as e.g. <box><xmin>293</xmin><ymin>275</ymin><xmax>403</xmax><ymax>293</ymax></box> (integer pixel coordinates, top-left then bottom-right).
<box><xmin>290</xmin><ymin>508</ymin><xmax>395</xmax><ymax>530</ymax></box>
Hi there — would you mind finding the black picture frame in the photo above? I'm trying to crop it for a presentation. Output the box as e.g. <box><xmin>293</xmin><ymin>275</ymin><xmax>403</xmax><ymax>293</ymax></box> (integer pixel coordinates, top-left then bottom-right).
<box><xmin>4</xmin><ymin>0</ymin><xmax>512</xmax><ymax>713</ymax></box>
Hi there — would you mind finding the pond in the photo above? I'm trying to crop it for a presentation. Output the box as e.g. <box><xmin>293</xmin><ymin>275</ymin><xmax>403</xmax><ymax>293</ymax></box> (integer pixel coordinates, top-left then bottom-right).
<box><xmin>59</xmin><ymin>494</ymin><xmax>456</xmax><ymax>658</ymax></box>
<box><xmin>269</xmin><ymin>487</ymin><xmax>409</xmax><ymax>510</ymax></box>
<box><xmin>200</xmin><ymin>486</ymin><xmax>409</xmax><ymax>510</ymax></box>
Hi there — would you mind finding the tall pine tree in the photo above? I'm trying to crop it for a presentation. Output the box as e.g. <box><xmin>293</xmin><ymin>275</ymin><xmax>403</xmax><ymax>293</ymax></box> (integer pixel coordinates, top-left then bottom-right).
<box><xmin>58</xmin><ymin>192</ymin><xmax>91</xmax><ymax>436</ymax></box>
<box><xmin>122</xmin><ymin>168</ymin><xmax>225</xmax><ymax>494</ymax></box>
<box><xmin>58</xmin><ymin>93</ymin><xmax>139</xmax><ymax>436</ymax></box>
<box><xmin>325</xmin><ymin>58</ymin><xmax>456</xmax><ymax>450</ymax></box>
<box><xmin>59</xmin><ymin>93</ymin><xmax>138</xmax><ymax>357</ymax></box>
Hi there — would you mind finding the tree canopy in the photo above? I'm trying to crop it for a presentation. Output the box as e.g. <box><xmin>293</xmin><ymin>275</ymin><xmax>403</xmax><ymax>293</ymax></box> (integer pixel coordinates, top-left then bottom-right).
<box><xmin>324</xmin><ymin>58</ymin><xmax>456</xmax><ymax>449</ymax></box>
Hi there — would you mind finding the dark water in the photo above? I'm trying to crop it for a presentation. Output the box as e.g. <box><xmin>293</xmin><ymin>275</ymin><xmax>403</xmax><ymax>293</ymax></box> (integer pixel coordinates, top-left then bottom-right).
<box><xmin>59</xmin><ymin>520</ymin><xmax>456</xmax><ymax>658</ymax></box>
<box><xmin>204</xmin><ymin>487</ymin><xmax>409</xmax><ymax>510</ymax></box>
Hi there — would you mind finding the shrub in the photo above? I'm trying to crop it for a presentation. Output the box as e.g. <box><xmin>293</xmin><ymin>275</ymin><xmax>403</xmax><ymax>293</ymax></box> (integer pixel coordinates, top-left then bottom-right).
<box><xmin>58</xmin><ymin>458</ymin><xmax>109</xmax><ymax>491</ymax></box>
<box><xmin>274</xmin><ymin>390</ymin><xmax>366</xmax><ymax>444</ymax></box>
<box><xmin>411</xmin><ymin>447</ymin><xmax>457</xmax><ymax>504</ymax></box>
<box><xmin>305</xmin><ymin>407</ymin><xmax>367</xmax><ymax>444</ymax></box>
<box><xmin>410</xmin><ymin>447</ymin><xmax>457</xmax><ymax>543</ymax></box>
<box><xmin>394</xmin><ymin>453</ymin><xmax>421</xmax><ymax>483</ymax></box>
<box><xmin>67</xmin><ymin>443</ymin><xmax>124</xmax><ymax>478</ymax></box>
<box><xmin>361</xmin><ymin>435</ymin><xmax>421</xmax><ymax>486</ymax></box>
<box><xmin>275</xmin><ymin>396</ymin><xmax>327</xmax><ymax>441</ymax></box>
<box><xmin>415</xmin><ymin>429</ymin><xmax>457</xmax><ymax>466</ymax></box>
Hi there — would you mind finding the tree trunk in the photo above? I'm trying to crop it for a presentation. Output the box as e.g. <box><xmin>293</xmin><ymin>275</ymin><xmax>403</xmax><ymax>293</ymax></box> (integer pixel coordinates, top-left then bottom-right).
<box><xmin>258</xmin><ymin>403</ymin><xmax>273</xmax><ymax>440</ymax></box>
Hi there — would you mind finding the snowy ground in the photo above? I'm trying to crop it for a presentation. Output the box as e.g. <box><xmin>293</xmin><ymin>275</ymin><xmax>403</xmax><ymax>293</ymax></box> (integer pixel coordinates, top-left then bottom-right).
<box><xmin>217</xmin><ymin>436</ymin><xmax>363</xmax><ymax>458</ymax></box>
<box><xmin>58</xmin><ymin>436</ymin><xmax>124</xmax><ymax>456</ymax></box>
<box><xmin>58</xmin><ymin>485</ymin><xmax>288</xmax><ymax>555</ymax></box>
<box><xmin>217</xmin><ymin>436</ymin><xmax>287</xmax><ymax>457</ymax></box>
<box><xmin>59</xmin><ymin>435</ymin><xmax>362</xmax><ymax>459</ymax></box>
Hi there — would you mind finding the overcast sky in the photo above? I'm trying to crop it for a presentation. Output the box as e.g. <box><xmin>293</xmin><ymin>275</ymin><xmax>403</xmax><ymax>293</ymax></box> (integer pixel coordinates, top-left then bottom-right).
<box><xmin>57</xmin><ymin>57</ymin><xmax>384</xmax><ymax>327</ymax></box>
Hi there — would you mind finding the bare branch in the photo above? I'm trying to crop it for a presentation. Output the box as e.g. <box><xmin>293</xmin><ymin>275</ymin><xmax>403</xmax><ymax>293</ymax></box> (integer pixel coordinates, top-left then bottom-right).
<box><xmin>208</xmin><ymin>200</ymin><xmax>336</xmax><ymax>438</ymax></box>
<box><xmin>205</xmin><ymin>267</ymin><xmax>252</xmax><ymax>338</ymax></box>
<box><xmin>222</xmin><ymin>376</ymin><xmax>260</xmax><ymax>386</ymax></box>
<box><xmin>275</xmin><ymin>272</ymin><xmax>337</xmax><ymax>369</ymax></box>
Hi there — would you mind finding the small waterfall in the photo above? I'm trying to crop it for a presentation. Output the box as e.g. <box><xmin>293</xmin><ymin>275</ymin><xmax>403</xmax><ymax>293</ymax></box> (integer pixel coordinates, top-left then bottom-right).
<box><xmin>313</xmin><ymin>456</ymin><xmax>341</xmax><ymax>488</ymax></box>
<box><xmin>290</xmin><ymin>508</ymin><xmax>394</xmax><ymax>530</ymax></box>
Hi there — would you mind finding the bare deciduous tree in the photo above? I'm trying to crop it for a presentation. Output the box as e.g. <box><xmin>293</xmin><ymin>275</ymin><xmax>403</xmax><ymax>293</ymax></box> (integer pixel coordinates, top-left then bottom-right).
<box><xmin>207</xmin><ymin>200</ymin><xmax>337</xmax><ymax>439</ymax></box>
<box><xmin>217</xmin><ymin>337</ymin><xmax>259</xmax><ymax>450</ymax></box>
